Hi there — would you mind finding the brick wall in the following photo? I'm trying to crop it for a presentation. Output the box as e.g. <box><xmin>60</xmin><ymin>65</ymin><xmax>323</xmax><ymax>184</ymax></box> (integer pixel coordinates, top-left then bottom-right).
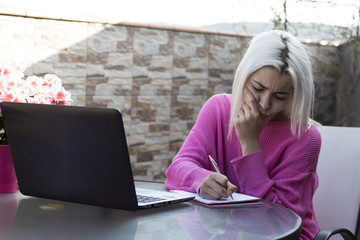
<box><xmin>0</xmin><ymin>14</ymin><xmax>343</xmax><ymax>181</ymax></box>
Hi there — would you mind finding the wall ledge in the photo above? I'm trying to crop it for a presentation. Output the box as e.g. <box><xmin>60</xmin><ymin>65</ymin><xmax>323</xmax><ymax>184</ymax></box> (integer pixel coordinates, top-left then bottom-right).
<box><xmin>0</xmin><ymin>8</ymin><xmax>347</xmax><ymax>47</ymax></box>
<box><xmin>0</xmin><ymin>8</ymin><xmax>254</xmax><ymax>38</ymax></box>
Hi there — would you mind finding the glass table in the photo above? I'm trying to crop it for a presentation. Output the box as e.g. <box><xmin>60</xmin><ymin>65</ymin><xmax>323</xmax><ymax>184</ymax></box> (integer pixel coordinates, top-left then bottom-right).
<box><xmin>0</xmin><ymin>181</ymin><xmax>301</xmax><ymax>240</ymax></box>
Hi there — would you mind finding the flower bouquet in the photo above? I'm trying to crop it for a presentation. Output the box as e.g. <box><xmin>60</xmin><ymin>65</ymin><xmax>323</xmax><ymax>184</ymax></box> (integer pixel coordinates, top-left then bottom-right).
<box><xmin>0</xmin><ymin>62</ymin><xmax>72</xmax><ymax>144</ymax></box>
<box><xmin>0</xmin><ymin>62</ymin><xmax>72</xmax><ymax>193</ymax></box>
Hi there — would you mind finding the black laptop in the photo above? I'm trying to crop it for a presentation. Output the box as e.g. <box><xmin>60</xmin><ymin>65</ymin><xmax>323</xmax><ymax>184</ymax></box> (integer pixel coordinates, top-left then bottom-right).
<box><xmin>1</xmin><ymin>102</ymin><xmax>194</xmax><ymax>210</ymax></box>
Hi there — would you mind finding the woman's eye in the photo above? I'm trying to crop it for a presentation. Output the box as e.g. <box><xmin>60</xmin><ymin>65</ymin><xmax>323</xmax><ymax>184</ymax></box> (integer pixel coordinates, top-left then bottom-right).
<box><xmin>252</xmin><ymin>86</ymin><xmax>263</xmax><ymax>92</ymax></box>
<box><xmin>275</xmin><ymin>95</ymin><xmax>286</xmax><ymax>100</ymax></box>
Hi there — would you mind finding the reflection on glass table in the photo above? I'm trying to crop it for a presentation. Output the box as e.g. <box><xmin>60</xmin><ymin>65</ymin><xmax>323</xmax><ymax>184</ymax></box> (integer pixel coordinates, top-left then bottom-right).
<box><xmin>0</xmin><ymin>181</ymin><xmax>301</xmax><ymax>240</ymax></box>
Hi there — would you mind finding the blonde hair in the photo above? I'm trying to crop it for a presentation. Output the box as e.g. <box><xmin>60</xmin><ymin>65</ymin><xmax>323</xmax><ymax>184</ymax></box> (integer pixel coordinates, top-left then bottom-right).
<box><xmin>228</xmin><ymin>30</ymin><xmax>314</xmax><ymax>139</ymax></box>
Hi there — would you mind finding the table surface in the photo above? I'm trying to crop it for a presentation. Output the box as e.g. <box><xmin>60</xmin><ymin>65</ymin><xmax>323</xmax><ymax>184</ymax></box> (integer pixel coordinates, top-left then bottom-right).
<box><xmin>0</xmin><ymin>181</ymin><xmax>301</xmax><ymax>240</ymax></box>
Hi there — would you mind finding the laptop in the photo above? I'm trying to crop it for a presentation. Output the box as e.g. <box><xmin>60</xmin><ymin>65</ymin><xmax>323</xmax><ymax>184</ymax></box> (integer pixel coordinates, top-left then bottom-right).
<box><xmin>1</xmin><ymin>102</ymin><xmax>194</xmax><ymax>210</ymax></box>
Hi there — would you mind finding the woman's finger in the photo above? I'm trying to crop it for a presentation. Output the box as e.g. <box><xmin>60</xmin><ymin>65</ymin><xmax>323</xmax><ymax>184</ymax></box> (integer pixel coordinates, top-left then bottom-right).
<box><xmin>202</xmin><ymin>187</ymin><xmax>223</xmax><ymax>199</ymax></box>
<box><xmin>226</xmin><ymin>182</ymin><xmax>238</xmax><ymax>197</ymax></box>
<box><xmin>244</xmin><ymin>88</ymin><xmax>262</xmax><ymax>116</ymax></box>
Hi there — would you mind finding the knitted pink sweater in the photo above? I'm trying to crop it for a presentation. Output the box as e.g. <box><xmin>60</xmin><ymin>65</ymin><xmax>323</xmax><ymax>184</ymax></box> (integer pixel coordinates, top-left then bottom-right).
<box><xmin>165</xmin><ymin>94</ymin><xmax>321</xmax><ymax>240</ymax></box>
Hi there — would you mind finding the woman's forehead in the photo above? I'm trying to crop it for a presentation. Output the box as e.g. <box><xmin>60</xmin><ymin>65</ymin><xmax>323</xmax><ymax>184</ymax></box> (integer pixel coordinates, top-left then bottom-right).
<box><xmin>248</xmin><ymin>67</ymin><xmax>293</xmax><ymax>92</ymax></box>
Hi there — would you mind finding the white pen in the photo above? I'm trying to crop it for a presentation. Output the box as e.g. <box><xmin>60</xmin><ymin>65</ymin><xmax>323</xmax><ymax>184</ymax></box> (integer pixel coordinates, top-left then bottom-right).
<box><xmin>208</xmin><ymin>155</ymin><xmax>234</xmax><ymax>199</ymax></box>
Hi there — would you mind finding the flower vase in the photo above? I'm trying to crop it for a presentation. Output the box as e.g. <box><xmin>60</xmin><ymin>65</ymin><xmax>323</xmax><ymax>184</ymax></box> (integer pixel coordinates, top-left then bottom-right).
<box><xmin>0</xmin><ymin>145</ymin><xmax>17</xmax><ymax>193</ymax></box>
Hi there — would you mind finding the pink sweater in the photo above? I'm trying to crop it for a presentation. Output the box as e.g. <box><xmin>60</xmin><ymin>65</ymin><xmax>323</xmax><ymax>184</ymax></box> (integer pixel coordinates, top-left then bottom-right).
<box><xmin>165</xmin><ymin>94</ymin><xmax>321</xmax><ymax>240</ymax></box>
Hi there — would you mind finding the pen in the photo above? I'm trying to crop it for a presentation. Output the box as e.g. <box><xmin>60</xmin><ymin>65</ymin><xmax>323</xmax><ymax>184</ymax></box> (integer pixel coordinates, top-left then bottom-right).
<box><xmin>208</xmin><ymin>155</ymin><xmax>234</xmax><ymax>200</ymax></box>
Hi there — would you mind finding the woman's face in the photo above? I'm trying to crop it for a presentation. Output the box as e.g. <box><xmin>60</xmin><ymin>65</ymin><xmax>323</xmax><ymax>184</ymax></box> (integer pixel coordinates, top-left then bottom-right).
<box><xmin>243</xmin><ymin>67</ymin><xmax>293</xmax><ymax>121</ymax></box>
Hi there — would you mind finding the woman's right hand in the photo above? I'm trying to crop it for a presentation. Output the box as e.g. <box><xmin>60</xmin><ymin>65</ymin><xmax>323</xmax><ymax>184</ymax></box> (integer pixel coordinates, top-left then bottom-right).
<box><xmin>199</xmin><ymin>172</ymin><xmax>237</xmax><ymax>199</ymax></box>
<box><xmin>233</xmin><ymin>88</ymin><xmax>270</xmax><ymax>155</ymax></box>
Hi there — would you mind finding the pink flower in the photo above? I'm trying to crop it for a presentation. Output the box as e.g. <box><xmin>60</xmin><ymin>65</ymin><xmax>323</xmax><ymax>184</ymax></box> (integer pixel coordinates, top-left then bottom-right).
<box><xmin>27</xmin><ymin>94</ymin><xmax>51</xmax><ymax>105</ymax></box>
<box><xmin>0</xmin><ymin>62</ymin><xmax>24</xmax><ymax>80</ymax></box>
<box><xmin>43</xmin><ymin>74</ymin><xmax>62</xmax><ymax>89</ymax></box>
<box><xmin>54</xmin><ymin>87</ymin><xmax>72</xmax><ymax>105</ymax></box>
<box><xmin>3</xmin><ymin>89</ymin><xmax>26</xmax><ymax>103</ymax></box>
<box><xmin>0</xmin><ymin>62</ymin><xmax>72</xmax><ymax>106</ymax></box>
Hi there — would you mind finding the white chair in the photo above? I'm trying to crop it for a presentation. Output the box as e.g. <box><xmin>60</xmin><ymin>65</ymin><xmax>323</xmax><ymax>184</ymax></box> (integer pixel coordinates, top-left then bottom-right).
<box><xmin>313</xmin><ymin>126</ymin><xmax>360</xmax><ymax>240</ymax></box>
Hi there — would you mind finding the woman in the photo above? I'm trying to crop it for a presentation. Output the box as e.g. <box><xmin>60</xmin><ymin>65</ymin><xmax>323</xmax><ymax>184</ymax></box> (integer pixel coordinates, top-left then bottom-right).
<box><xmin>165</xmin><ymin>30</ymin><xmax>321</xmax><ymax>240</ymax></box>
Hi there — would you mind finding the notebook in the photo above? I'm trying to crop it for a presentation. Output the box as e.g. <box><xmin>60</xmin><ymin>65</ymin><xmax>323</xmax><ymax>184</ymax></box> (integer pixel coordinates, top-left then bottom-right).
<box><xmin>1</xmin><ymin>102</ymin><xmax>194</xmax><ymax>210</ymax></box>
<box><xmin>171</xmin><ymin>190</ymin><xmax>261</xmax><ymax>208</ymax></box>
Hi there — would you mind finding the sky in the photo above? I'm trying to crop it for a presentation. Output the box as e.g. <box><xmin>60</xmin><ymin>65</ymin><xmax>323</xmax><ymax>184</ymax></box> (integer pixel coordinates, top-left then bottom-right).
<box><xmin>0</xmin><ymin>0</ymin><xmax>358</xmax><ymax>28</ymax></box>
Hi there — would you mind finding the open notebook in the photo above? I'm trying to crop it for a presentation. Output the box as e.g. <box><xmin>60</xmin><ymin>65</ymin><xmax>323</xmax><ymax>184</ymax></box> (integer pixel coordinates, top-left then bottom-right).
<box><xmin>171</xmin><ymin>190</ymin><xmax>261</xmax><ymax>207</ymax></box>
<box><xmin>2</xmin><ymin>102</ymin><xmax>194</xmax><ymax>210</ymax></box>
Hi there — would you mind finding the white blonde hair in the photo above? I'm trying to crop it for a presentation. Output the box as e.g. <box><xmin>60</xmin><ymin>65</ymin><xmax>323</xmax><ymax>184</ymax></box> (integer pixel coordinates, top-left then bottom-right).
<box><xmin>228</xmin><ymin>30</ymin><xmax>314</xmax><ymax>139</ymax></box>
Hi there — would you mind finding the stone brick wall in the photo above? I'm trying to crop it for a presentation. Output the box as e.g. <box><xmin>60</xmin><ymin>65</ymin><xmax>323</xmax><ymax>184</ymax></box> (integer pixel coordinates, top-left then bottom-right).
<box><xmin>0</xmin><ymin>14</ymin><xmax>343</xmax><ymax>181</ymax></box>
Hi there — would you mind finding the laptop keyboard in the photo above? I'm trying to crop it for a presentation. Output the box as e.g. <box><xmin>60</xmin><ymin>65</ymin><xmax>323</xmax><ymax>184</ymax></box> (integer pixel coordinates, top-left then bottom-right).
<box><xmin>137</xmin><ymin>194</ymin><xmax>166</xmax><ymax>203</ymax></box>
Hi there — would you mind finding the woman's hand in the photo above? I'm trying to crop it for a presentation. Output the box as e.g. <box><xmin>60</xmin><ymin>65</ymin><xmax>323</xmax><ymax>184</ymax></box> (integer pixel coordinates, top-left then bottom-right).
<box><xmin>199</xmin><ymin>172</ymin><xmax>237</xmax><ymax>199</ymax></box>
<box><xmin>233</xmin><ymin>88</ymin><xmax>270</xmax><ymax>155</ymax></box>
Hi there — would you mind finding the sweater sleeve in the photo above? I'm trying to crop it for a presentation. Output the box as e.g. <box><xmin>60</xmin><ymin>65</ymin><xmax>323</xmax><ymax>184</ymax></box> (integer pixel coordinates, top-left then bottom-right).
<box><xmin>230</xmin><ymin>126</ymin><xmax>321</xmax><ymax>218</ymax></box>
<box><xmin>165</xmin><ymin>94</ymin><xmax>229</xmax><ymax>193</ymax></box>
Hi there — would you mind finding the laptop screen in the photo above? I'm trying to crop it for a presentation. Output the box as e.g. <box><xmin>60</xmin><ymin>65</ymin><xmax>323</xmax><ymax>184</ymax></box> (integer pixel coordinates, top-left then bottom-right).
<box><xmin>2</xmin><ymin>102</ymin><xmax>139</xmax><ymax>210</ymax></box>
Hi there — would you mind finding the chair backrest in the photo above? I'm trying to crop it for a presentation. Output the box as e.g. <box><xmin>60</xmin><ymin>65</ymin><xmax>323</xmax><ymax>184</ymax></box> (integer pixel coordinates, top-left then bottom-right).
<box><xmin>313</xmin><ymin>126</ymin><xmax>360</xmax><ymax>237</ymax></box>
